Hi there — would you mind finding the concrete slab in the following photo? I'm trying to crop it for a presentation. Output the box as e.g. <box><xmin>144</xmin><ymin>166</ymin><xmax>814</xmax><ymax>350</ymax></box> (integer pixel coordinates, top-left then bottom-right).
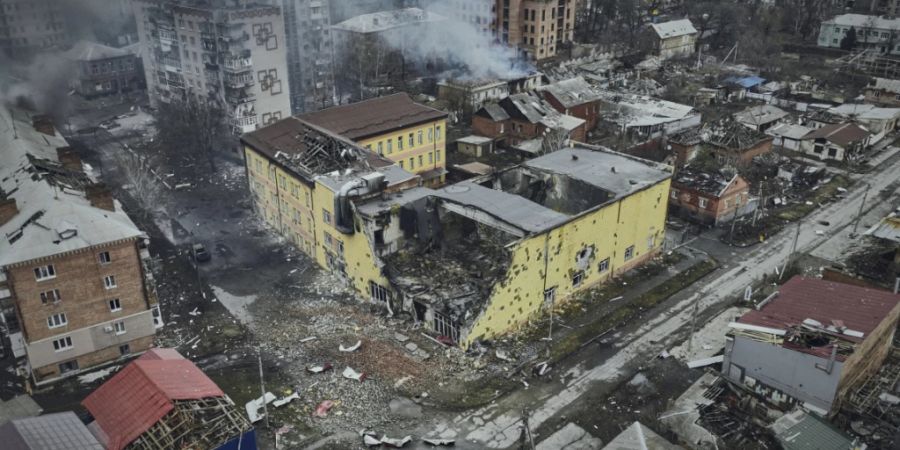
<box><xmin>0</xmin><ymin>395</ymin><xmax>42</xmax><ymax>423</ymax></box>
<box><xmin>536</xmin><ymin>422</ymin><xmax>603</xmax><ymax>450</ymax></box>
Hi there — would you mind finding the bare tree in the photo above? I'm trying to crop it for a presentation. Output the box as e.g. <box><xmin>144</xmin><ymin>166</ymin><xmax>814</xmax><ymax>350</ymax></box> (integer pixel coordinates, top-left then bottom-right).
<box><xmin>540</xmin><ymin>126</ymin><xmax>570</xmax><ymax>155</ymax></box>
<box><xmin>115</xmin><ymin>149</ymin><xmax>163</xmax><ymax>216</ymax></box>
<box><xmin>151</xmin><ymin>98</ymin><xmax>228</xmax><ymax>172</ymax></box>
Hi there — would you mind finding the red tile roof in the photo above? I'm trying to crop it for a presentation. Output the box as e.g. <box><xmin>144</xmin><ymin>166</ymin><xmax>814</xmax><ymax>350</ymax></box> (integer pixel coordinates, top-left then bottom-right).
<box><xmin>82</xmin><ymin>349</ymin><xmax>225</xmax><ymax>450</ymax></box>
<box><xmin>738</xmin><ymin>277</ymin><xmax>900</xmax><ymax>361</ymax></box>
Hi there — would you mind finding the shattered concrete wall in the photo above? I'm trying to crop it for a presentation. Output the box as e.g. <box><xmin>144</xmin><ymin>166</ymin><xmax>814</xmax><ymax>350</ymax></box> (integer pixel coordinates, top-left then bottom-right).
<box><xmin>834</xmin><ymin>300</ymin><xmax>900</xmax><ymax>413</ymax></box>
<box><xmin>463</xmin><ymin>178</ymin><xmax>670</xmax><ymax>347</ymax></box>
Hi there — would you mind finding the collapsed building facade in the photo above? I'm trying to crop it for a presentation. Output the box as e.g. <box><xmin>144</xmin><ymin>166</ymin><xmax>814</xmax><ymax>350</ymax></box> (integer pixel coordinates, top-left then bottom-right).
<box><xmin>243</xmin><ymin>117</ymin><xmax>671</xmax><ymax>347</ymax></box>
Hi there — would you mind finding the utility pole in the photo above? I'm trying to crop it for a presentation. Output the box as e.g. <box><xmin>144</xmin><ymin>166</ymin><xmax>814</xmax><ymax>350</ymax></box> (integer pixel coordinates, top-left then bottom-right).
<box><xmin>258</xmin><ymin>350</ymin><xmax>269</xmax><ymax>430</ymax></box>
<box><xmin>781</xmin><ymin>220</ymin><xmax>802</xmax><ymax>280</ymax></box>
<box><xmin>850</xmin><ymin>183</ymin><xmax>871</xmax><ymax>237</ymax></box>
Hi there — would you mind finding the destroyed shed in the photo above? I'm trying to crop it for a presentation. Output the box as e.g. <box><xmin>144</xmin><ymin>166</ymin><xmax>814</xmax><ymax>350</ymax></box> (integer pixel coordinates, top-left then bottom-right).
<box><xmin>722</xmin><ymin>277</ymin><xmax>900</xmax><ymax>414</ymax></box>
<box><xmin>704</xmin><ymin>119</ymin><xmax>774</xmax><ymax>167</ymax></box>
<box><xmin>82</xmin><ymin>349</ymin><xmax>255</xmax><ymax>450</ymax></box>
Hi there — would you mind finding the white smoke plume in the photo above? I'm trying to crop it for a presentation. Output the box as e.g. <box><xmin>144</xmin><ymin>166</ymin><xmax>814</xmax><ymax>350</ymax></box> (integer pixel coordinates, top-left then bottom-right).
<box><xmin>381</xmin><ymin>1</ymin><xmax>534</xmax><ymax>80</ymax></box>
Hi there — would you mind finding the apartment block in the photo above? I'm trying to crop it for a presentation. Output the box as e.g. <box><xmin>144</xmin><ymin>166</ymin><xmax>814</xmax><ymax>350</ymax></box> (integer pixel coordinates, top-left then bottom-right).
<box><xmin>243</xmin><ymin>114</ymin><xmax>672</xmax><ymax>347</ymax></box>
<box><xmin>0</xmin><ymin>107</ymin><xmax>161</xmax><ymax>386</ymax></box>
<box><xmin>299</xmin><ymin>93</ymin><xmax>449</xmax><ymax>186</ymax></box>
<box><xmin>496</xmin><ymin>0</ymin><xmax>576</xmax><ymax>61</ymax></box>
<box><xmin>279</xmin><ymin>0</ymin><xmax>335</xmax><ymax>113</ymax></box>
<box><xmin>0</xmin><ymin>0</ymin><xmax>69</xmax><ymax>58</ymax></box>
<box><xmin>133</xmin><ymin>0</ymin><xmax>292</xmax><ymax>133</ymax></box>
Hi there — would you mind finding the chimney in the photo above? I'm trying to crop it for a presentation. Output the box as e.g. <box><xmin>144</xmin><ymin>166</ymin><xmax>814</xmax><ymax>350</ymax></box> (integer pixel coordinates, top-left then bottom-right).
<box><xmin>31</xmin><ymin>114</ymin><xmax>56</xmax><ymax>136</ymax></box>
<box><xmin>0</xmin><ymin>198</ymin><xmax>18</xmax><ymax>226</ymax></box>
<box><xmin>86</xmin><ymin>183</ymin><xmax>115</xmax><ymax>212</ymax></box>
<box><xmin>56</xmin><ymin>147</ymin><xmax>82</xmax><ymax>172</ymax></box>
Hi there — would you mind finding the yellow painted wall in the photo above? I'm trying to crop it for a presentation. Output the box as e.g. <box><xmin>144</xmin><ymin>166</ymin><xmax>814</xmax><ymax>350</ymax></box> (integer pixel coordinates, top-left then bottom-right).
<box><xmin>357</xmin><ymin>119</ymin><xmax>447</xmax><ymax>177</ymax></box>
<box><xmin>463</xmin><ymin>179</ymin><xmax>671</xmax><ymax>346</ymax></box>
<box><xmin>244</xmin><ymin>146</ymin><xmax>318</xmax><ymax>259</ymax></box>
<box><xmin>311</xmin><ymin>181</ymin><xmax>392</xmax><ymax>298</ymax></box>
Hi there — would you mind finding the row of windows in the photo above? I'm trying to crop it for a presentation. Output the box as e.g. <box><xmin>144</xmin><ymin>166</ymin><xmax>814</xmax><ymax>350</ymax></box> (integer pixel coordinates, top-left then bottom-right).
<box><xmin>33</xmin><ymin>252</ymin><xmax>113</xmax><ymax>281</ymax></box>
<box><xmin>397</xmin><ymin>150</ymin><xmax>442</xmax><ymax>171</ymax></box>
<box><xmin>51</xmin><ymin>320</ymin><xmax>128</xmax><ymax>353</ymax></box>
<box><xmin>366</xmin><ymin>126</ymin><xmax>443</xmax><ymax>156</ymax></box>
<box><xmin>43</xmin><ymin>299</ymin><xmax>123</xmax><ymax>331</ymax></box>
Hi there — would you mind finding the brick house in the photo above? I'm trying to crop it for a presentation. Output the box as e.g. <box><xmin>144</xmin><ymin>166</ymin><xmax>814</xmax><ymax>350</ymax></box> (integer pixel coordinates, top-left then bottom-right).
<box><xmin>0</xmin><ymin>107</ymin><xmax>160</xmax><ymax>386</ymax></box>
<box><xmin>864</xmin><ymin>78</ymin><xmax>900</xmax><ymax>107</ymax></box>
<box><xmin>705</xmin><ymin>119</ymin><xmax>774</xmax><ymax>166</ymax></box>
<box><xmin>62</xmin><ymin>40</ymin><xmax>144</xmax><ymax>98</ymax></box>
<box><xmin>669</xmin><ymin>167</ymin><xmax>753</xmax><ymax>226</ymax></box>
<box><xmin>539</xmin><ymin>77</ymin><xmax>602</xmax><ymax>131</ymax></box>
<box><xmin>471</xmin><ymin>93</ymin><xmax>586</xmax><ymax>146</ymax></box>
<box><xmin>799</xmin><ymin>122</ymin><xmax>871</xmax><ymax>162</ymax></box>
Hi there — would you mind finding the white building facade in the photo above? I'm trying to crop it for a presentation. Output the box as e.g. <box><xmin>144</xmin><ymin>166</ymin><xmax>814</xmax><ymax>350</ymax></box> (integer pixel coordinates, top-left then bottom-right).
<box><xmin>818</xmin><ymin>14</ymin><xmax>900</xmax><ymax>56</ymax></box>
<box><xmin>134</xmin><ymin>0</ymin><xmax>292</xmax><ymax>134</ymax></box>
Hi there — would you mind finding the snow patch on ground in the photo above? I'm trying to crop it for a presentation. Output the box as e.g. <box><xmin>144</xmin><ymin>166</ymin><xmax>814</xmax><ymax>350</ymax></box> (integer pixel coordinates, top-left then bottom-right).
<box><xmin>154</xmin><ymin>216</ymin><xmax>176</xmax><ymax>245</ymax></box>
<box><xmin>669</xmin><ymin>306</ymin><xmax>749</xmax><ymax>362</ymax></box>
<box><xmin>78</xmin><ymin>365</ymin><xmax>118</xmax><ymax>384</ymax></box>
<box><xmin>211</xmin><ymin>285</ymin><xmax>257</xmax><ymax>325</ymax></box>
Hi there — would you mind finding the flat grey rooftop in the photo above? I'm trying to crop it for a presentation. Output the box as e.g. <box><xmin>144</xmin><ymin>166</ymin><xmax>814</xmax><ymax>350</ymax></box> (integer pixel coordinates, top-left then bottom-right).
<box><xmin>434</xmin><ymin>183</ymin><xmax>569</xmax><ymax>234</ymax></box>
<box><xmin>524</xmin><ymin>147</ymin><xmax>671</xmax><ymax>199</ymax></box>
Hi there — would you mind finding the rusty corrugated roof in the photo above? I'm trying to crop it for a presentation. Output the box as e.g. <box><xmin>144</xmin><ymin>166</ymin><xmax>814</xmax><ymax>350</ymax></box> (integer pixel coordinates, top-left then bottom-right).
<box><xmin>82</xmin><ymin>350</ymin><xmax>225</xmax><ymax>450</ymax></box>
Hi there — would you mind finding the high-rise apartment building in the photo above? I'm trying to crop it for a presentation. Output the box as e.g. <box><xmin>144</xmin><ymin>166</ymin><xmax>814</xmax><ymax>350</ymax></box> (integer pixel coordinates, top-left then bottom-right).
<box><xmin>0</xmin><ymin>0</ymin><xmax>68</xmax><ymax>58</ymax></box>
<box><xmin>279</xmin><ymin>0</ymin><xmax>335</xmax><ymax>113</ymax></box>
<box><xmin>496</xmin><ymin>0</ymin><xmax>576</xmax><ymax>61</ymax></box>
<box><xmin>133</xmin><ymin>0</ymin><xmax>292</xmax><ymax>134</ymax></box>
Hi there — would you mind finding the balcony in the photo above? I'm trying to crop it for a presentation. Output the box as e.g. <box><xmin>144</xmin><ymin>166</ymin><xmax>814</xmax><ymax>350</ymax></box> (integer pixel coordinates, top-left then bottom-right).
<box><xmin>231</xmin><ymin>114</ymin><xmax>258</xmax><ymax>132</ymax></box>
<box><xmin>158</xmin><ymin>28</ymin><xmax>177</xmax><ymax>44</ymax></box>
<box><xmin>223</xmin><ymin>56</ymin><xmax>252</xmax><ymax>73</ymax></box>
<box><xmin>225</xmin><ymin>88</ymin><xmax>255</xmax><ymax>105</ymax></box>
<box><xmin>225</xmin><ymin>71</ymin><xmax>254</xmax><ymax>88</ymax></box>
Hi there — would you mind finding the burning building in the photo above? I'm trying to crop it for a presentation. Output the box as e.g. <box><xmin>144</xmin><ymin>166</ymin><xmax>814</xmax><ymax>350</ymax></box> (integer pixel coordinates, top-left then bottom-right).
<box><xmin>438</xmin><ymin>71</ymin><xmax>543</xmax><ymax>114</ymax></box>
<box><xmin>242</xmin><ymin>116</ymin><xmax>672</xmax><ymax>346</ymax></box>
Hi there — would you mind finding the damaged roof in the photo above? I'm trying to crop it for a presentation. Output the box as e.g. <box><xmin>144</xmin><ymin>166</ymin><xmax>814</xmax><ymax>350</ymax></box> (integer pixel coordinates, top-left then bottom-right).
<box><xmin>867</xmin><ymin>215</ymin><xmax>900</xmax><ymax>243</ymax></box>
<box><xmin>828</xmin><ymin>103</ymin><xmax>900</xmax><ymax>121</ymax></box>
<box><xmin>600</xmin><ymin>91</ymin><xmax>696</xmax><ymax>128</ymax></box>
<box><xmin>705</xmin><ymin>119</ymin><xmax>772</xmax><ymax>151</ymax></box>
<box><xmin>434</xmin><ymin>182</ymin><xmax>569</xmax><ymax>234</ymax></box>
<box><xmin>524</xmin><ymin>146</ymin><xmax>671</xmax><ymax>200</ymax></box>
<box><xmin>298</xmin><ymin>93</ymin><xmax>447</xmax><ymax>141</ymax></box>
<box><xmin>242</xmin><ymin>116</ymin><xmax>401</xmax><ymax>183</ymax></box>
<box><xmin>475</xmin><ymin>102</ymin><xmax>511</xmax><ymax>122</ymax></box>
<box><xmin>601</xmin><ymin>421</ymin><xmax>683</xmax><ymax>450</ymax></box>
<box><xmin>802</xmin><ymin>122</ymin><xmax>870</xmax><ymax>147</ymax></box>
<box><xmin>650</xmin><ymin>18</ymin><xmax>697</xmax><ymax>39</ymax></box>
<box><xmin>734</xmin><ymin>105</ymin><xmax>789</xmax><ymax>127</ymax></box>
<box><xmin>332</xmin><ymin>7</ymin><xmax>447</xmax><ymax>33</ymax></box>
<box><xmin>767</xmin><ymin>123</ymin><xmax>814</xmax><ymax>140</ymax></box>
<box><xmin>82</xmin><ymin>349</ymin><xmax>225</xmax><ymax>450</ymax></box>
<box><xmin>0</xmin><ymin>106</ymin><xmax>143</xmax><ymax>268</ymax></box>
<box><xmin>539</xmin><ymin>76</ymin><xmax>602</xmax><ymax>108</ymax></box>
<box><xmin>672</xmin><ymin>167</ymin><xmax>741</xmax><ymax>197</ymax></box>
<box><xmin>738</xmin><ymin>277</ymin><xmax>900</xmax><ymax>344</ymax></box>
<box><xmin>871</xmin><ymin>77</ymin><xmax>900</xmax><ymax>94</ymax></box>
<box><xmin>502</xmin><ymin>93</ymin><xmax>552</xmax><ymax>123</ymax></box>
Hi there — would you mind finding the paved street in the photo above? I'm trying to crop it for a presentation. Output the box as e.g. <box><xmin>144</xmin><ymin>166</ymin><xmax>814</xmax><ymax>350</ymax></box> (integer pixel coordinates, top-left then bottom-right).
<box><xmin>418</xmin><ymin>152</ymin><xmax>900</xmax><ymax>449</ymax></box>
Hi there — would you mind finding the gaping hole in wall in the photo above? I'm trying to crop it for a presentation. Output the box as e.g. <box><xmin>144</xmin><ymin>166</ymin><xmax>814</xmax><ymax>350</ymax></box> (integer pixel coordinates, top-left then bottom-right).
<box><xmin>489</xmin><ymin>166</ymin><xmax>612</xmax><ymax>215</ymax></box>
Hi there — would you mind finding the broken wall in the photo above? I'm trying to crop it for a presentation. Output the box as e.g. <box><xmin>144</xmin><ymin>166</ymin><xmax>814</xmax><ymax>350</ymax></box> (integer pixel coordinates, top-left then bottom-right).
<box><xmin>493</xmin><ymin>167</ymin><xmax>612</xmax><ymax>216</ymax></box>
<box><xmin>724</xmin><ymin>335</ymin><xmax>843</xmax><ymax>412</ymax></box>
<box><xmin>463</xmin><ymin>178</ymin><xmax>671</xmax><ymax>347</ymax></box>
<box><xmin>835</xmin><ymin>300</ymin><xmax>900</xmax><ymax>412</ymax></box>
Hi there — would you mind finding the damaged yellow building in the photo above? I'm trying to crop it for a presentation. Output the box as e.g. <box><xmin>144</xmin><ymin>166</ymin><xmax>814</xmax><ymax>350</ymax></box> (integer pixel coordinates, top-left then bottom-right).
<box><xmin>242</xmin><ymin>117</ymin><xmax>672</xmax><ymax>348</ymax></box>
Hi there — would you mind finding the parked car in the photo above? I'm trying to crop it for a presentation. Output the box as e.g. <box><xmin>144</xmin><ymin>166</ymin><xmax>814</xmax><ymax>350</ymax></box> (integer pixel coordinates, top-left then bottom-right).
<box><xmin>192</xmin><ymin>243</ymin><xmax>211</xmax><ymax>262</ymax></box>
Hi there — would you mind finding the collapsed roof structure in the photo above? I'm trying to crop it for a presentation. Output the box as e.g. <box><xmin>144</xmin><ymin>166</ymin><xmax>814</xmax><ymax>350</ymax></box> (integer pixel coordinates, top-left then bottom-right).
<box><xmin>82</xmin><ymin>349</ymin><xmax>253</xmax><ymax>450</ymax></box>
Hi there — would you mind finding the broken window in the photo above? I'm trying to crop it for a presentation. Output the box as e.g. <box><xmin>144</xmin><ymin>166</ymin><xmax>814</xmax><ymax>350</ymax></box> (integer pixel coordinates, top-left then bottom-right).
<box><xmin>369</xmin><ymin>281</ymin><xmax>390</xmax><ymax>302</ymax></box>
<box><xmin>104</xmin><ymin>275</ymin><xmax>117</xmax><ymax>289</ymax></box>
<box><xmin>624</xmin><ymin>246</ymin><xmax>635</xmax><ymax>261</ymax></box>
<box><xmin>572</xmin><ymin>270</ymin><xmax>585</xmax><ymax>287</ymax></box>
<box><xmin>109</xmin><ymin>298</ymin><xmax>122</xmax><ymax>312</ymax></box>
<box><xmin>647</xmin><ymin>234</ymin><xmax>656</xmax><ymax>250</ymax></box>
<box><xmin>40</xmin><ymin>289</ymin><xmax>61</xmax><ymax>304</ymax></box>
<box><xmin>698</xmin><ymin>198</ymin><xmax>708</xmax><ymax>208</ymax></box>
<box><xmin>670</xmin><ymin>189</ymin><xmax>678</xmax><ymax>199</ymax></box>
<box><xmin>599</xmin><ymin>258</ymin><xmax>610</xmax><ymax>272</ymax></box>
<box><xmin>432</xmin><ymin>311</ymin><xmax>460</xmax><ymax>344</ymax></box>
<box><xmin>59</xmin><ymin>360</ymin><xmax>78</xmax><ymax>373</ymax></box>
<box><xmin>119</xmin><ymin>344</ymin><xmax>131</xmax><ymax>355</ymax></box>
<box><xmin>99</xmin><ymin>251</ymin><xmax>111</xmax><ymax>264</ymax></box>
<box><xmin>322</xmin><ymin>209</ymin><xmax>332</xmax><ymax>225</ymax></box>
<box><xmin>544</xmin><ymin>286</ymin><xmax>557</xmax><ymax>306</ymax></box>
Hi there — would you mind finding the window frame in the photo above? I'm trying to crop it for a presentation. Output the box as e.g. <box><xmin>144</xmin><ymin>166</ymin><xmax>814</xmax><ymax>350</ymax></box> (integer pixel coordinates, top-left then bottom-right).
<box><xmin>624</xmin><ymin>245</ymin><xmax>635</xmax><ymax>261</ymax></box>
<box><xmin>103</xmin><ymin>275</ymin><xmax>117</xmax><ymax>289</ymax></box>
<box><xmin>99</xmin><ymin>251</ymin><xmax>111</xmax><ymax>264</ymax></box>
<box><xmin>52</xmin><ymin>336</ymin><xmax>73</xmax><ymax>352</ymax></box>
<box><xmin>109</xmin><ymin>298</ymin><xmax>122</xmax><ymax>312</ymax></box>
<box><xmin>34</xmin><ymin>264</ymin><xmax>56</xmax><ymax>281</ymax></box>
<box><xmin>47</xmin><ymin>313</ymin><xmax>67</xmax><ymax>329</ymax></box>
